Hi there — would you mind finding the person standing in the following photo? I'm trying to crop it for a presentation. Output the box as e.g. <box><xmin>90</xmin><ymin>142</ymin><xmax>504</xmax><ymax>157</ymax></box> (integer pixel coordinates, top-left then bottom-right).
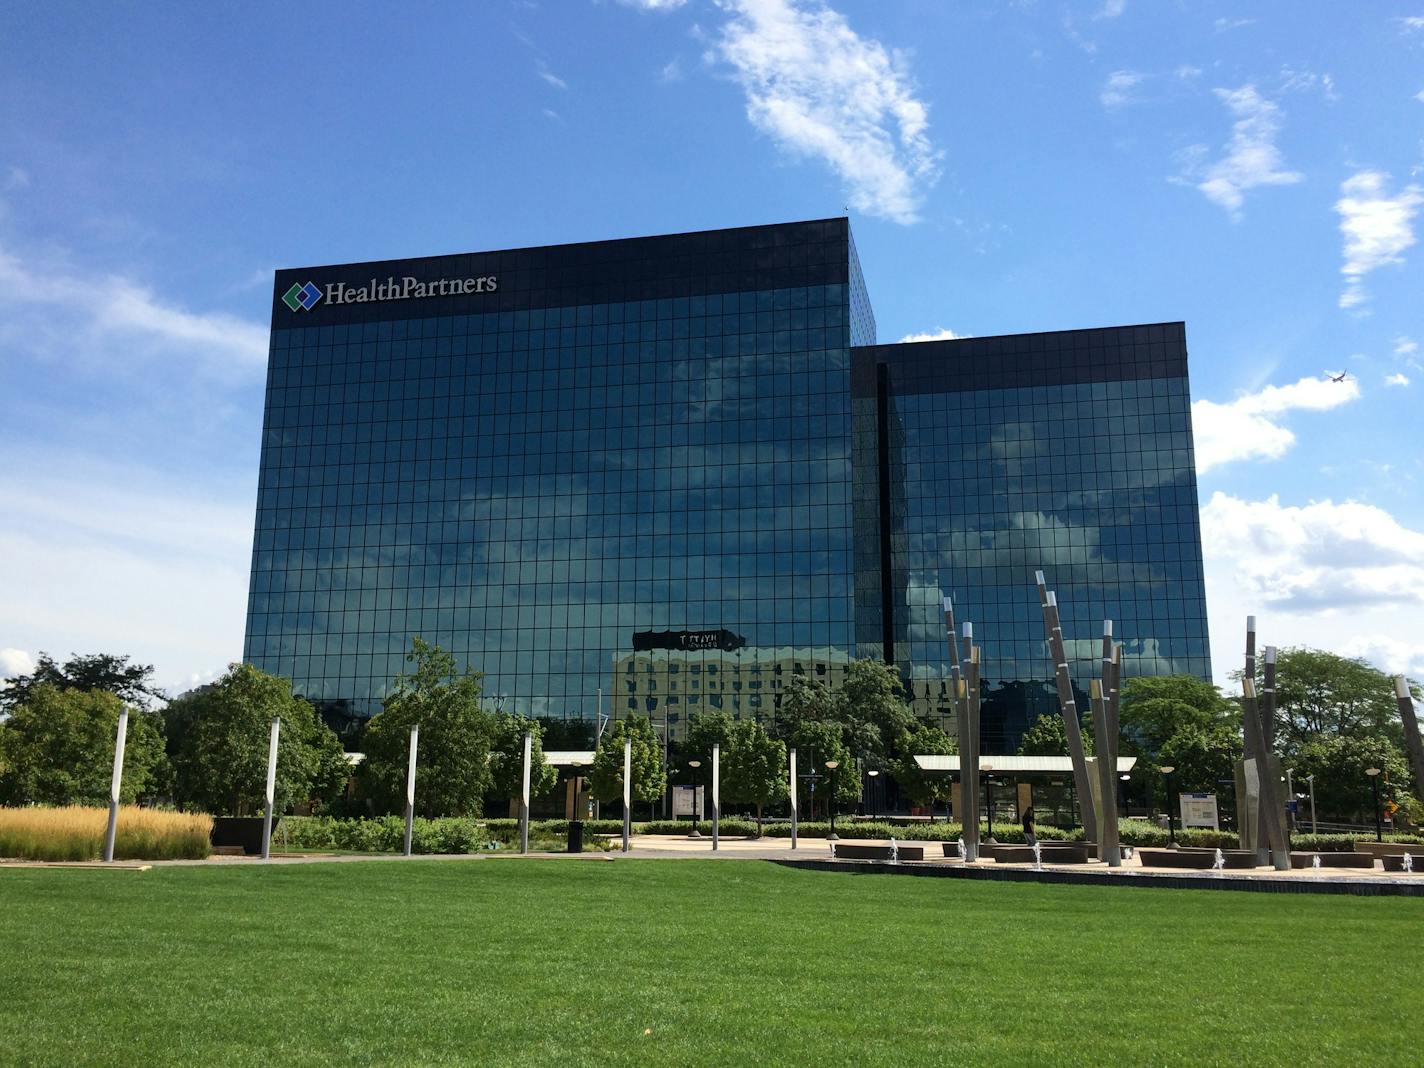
<box><xmin>1022</xmin><ymin>805</ymin><xmax>1037</xmax><ymax>847</ymax></box>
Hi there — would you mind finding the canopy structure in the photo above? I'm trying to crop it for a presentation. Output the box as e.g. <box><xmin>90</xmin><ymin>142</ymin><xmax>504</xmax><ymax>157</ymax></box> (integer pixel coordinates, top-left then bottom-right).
<box><xmin>913</xmin><ymin>755</ymin><xmax>1137</xmax><ymax>775</ymax></box>
<box><xmin>545</xmin><ymin>750</ymin><xmax>597</xmax><ymax>767</ymax></box>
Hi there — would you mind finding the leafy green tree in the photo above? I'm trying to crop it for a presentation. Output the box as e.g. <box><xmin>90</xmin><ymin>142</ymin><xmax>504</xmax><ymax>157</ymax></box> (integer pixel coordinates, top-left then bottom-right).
<box><xmin>682</xmin><ymin>709</ymin><xmax>735</xmax><ymax>788</ymax></box>
<box><xmin>0</xmin><ymin>684</ymin><xmax>168</xmax><ymax>805</ymax></box>
<box><xmin>1288</xmin><ymin>734</ymin><xmax>1413</xmax><ymax>825</ymax></box>
<box><xmin>890</xmin><ymin>722</ymin><xmax>956</xmax><ymax>819</ymax></box>
<box><xmin>168</xmin><ymin>663</ymin><xmax>349</xmax><ymax>815</ymax></box>
<box><xmin>362</xmin><ymin>638</ymin><xmax>492</xmax><ymax>817</ymax></box>
<box><xmin>0</xmin><ymin>652</ymin><xmax>165</xmax><ymax>713</ymax></box>
<box><xmin>589</xmin><ymin>714</ymin><xmax>667</xmax><ymax>818</ymax></box>
<box><xmin>721</xmin><ymin>719</ymin><xmax>788</xmax><ymax>832</ymax></box>
<box><xmin>790</xmin><ymin>718</ymin><xmax>858</xmax><ymax>817</ymax></box>
<box><xmin>839</xmin><ymin>658</ymin><xmax>915</xmax><ymax>764</ymax></box>
<box><xmin>775</xmin><ymin>675</ymin><xmax>838</xmax><ymax>741</ymax></box>
<box><xmin>488</xmin><ymin>713</ymin><xmax>558</xmax><ymax>808</ymax></box>
<box><xmin>1118</xmin><ymin>676</ymin><xmax>1238</xmax><ymax>795</ymax></box>
<box><xmin>1017</xmin><ymin>713</ymin><xmax>1069</xmax><ymax>757</ymax></box>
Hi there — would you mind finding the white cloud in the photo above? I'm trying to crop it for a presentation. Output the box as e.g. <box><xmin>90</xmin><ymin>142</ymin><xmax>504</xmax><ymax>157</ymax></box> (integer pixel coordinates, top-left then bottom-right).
<box><xmin>1100</xmin><ymin>70</ymin><xmax>1143</xmax><ymax>109</ymax></box>
<box><xmin>1416</xmin><ymin>89</ymin><xmax>1424</xmax><ymax>103</ymax></box>
<box><xmin>1214</xmin><ymin>17</ymin><xmax>1256</xmax><ymax>32</ymax></box>
<box><xmin>536</xmin><ymin>62</ymin><xmax>567</xmax><ymax>89</ymax></box>
<box><xmin>0</xmin><ymin>458</ymin><xmax>252</xmax><ymax>697</ymax></box>
<box><xmin>1191</xmin><ymin>375</ymin><xmax>1360</xmax><ymax>473</ymax></box>
<box><xmin>616</xmin><ymin>0</ymin><xmax>688</xmax><ymax>9</ymax></box>
<box><xmin>0</xmin><ymin>242</ymin><xmax>268</xmax><ymax>373</ymax></box>
<box><xmin>1176</xmin><ymin>65</ymin><xmax>1202</xmax><ymax>80</ymax></box>
<box><xmin>660</xmin><ymin>58</ymin><xmax>684</xmax><ymax>82</ymax></box>
<box><xmin>1398</xmin><ymin>336</ymin><xmax>1420</xmax><ymax>356</ymax></box>
<box><xmin>1335</xmin><ymin>170</ymin><xmax>1424</xmax><ymax>310</ymax></box>
<box><xmin>1386</xmin><ymin>372</ymin><xmax>1410</xmax><ymax>386</ymax></box>
<box><xmin>898</xmin><ymin>326</ymin><xmax>966</xmax><ymax>343</ymax></box>
<box><xmin>1399</xmin><ymin>16</ymin><xmax>1424</xmax><ymax>31</ymax></box>
<box><xmin>0</xmin><ymin>649</ymin><xmax>35</xmax><ymax>679</ymax></box>
<box><xmin>1180</xmin><ymin>85</ymin><xmax>1302</xmax><ymax>219</ymax></box>
<box><xmin>1096</xmin><ymin>0</ymin><xmax>1126</xmax><ymax>18</ymax></box>
<box><xmin>1202</xmin><ymin>492</ymin><xmax>1424</xmax><ymax>684</ymax></box>
<box><xmin>3</xmin><ymin>166</ymin><xmax>29</xmax><ymax>191</ymax></box>
<box><xmin>712</xmin><ymin>0</ymin><xmax>941</xmax><ymax>224</ymax></box>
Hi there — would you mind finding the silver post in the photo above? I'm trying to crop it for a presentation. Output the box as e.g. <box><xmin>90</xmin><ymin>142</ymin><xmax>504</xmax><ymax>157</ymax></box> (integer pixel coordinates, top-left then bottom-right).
<box><xmin>261</xmin><ymin>716</ymin><xmax>281</xmax><ymax>861</ymax></box>
<box><xmin>622</xmin><ymin>735</ymin><xmax>632</xmax><ymax>853</ymax></box>
<box><xmin>712</xmin><ymin>742</ymin><xmax>721</xmax><ymax>851</ymax></box>
<box><xmin>789</xmin><ymin>747</ymin><xmax>798</xmax><ymax>850</ymax></box>
<box><xmin>102</xmin><ymin>708</ymin><xmax>130</xmax><ymax>863</ymax></box>
<box><xmin>404</xmin><ymin>724</ymin><xmax>419</xmax><ymax>856</ymax></box>
<box><xmin>520</xmin><ymin>730</ymin><xmax>532</xmax><ymax>855</ymax></box>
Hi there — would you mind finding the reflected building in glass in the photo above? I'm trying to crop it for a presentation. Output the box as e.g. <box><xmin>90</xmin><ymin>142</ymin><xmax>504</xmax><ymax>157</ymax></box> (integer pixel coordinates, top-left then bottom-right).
<box><xmin>245</xmin><ymin>219</ymin><xmax>1210</xmax><ymax>750</ymax></box>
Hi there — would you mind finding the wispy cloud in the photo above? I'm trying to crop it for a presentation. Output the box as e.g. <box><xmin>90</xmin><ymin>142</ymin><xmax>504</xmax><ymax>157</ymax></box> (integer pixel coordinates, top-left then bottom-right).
<box><xmin>660</xmin><ymin>58</ymin><xmax>684</xmax><ymax>82</ymax></box>
<box><xmin>1191</xmin><ymin>375</ymin><xmax>1360</xmax><ymax>473</ymax></box>
<box><xmin>1214</xmin><ymin>16</ymin><xmax>1256</xmax><ymax>32</ymax></box>
<box><xmin>1386</xmin><ymin>372</ymin><xmax>1411</xmax><ymax>387</ymax></box>
<box><xmin>898</xmin><ymin>326</ymin><xmax>967</xmax><ymax>343</ymax></box>
<box><xmin>536</xmin><ymin>61</ymin><xmax>567</xmax><ymax>89</ymax></box>
<box><xmin>1095</xmin><ymin>0</ymin><xmax>1126</xmax><ymax>18</ymax></box>
<box><xmin>1100</xmin><ymin>70</ymin><xmax>1143</xmax><ymax>109</ymax></box>
<box><xmin>616</xmin><ymin>0</ymin><xmax>688</xmax><ymax>9</ymax></box>
<box><xmin>1336</xmin><ymin>170</ymin><xmax>1424</xmax><ymax>310</ymax></box>
<box><xmin>712</xmin><ymin>0</ymin><xmax>941</xmax><ymax>225</ymax></box>
<box><xmin>1177</xmin><ymin>85</ymin><xmax>1302</xmax><ymax>219</ymax></box>
<box><xmin>0</xmin><ymin>242</ymin><xmax>268</xmax><ymax>373</ymax></box>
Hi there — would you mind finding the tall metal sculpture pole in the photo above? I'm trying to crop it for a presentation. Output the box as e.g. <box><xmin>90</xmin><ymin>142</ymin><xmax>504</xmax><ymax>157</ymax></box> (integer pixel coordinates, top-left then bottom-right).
<box><xmin>1236</xmin><ymin>617</ymin><xmax>1263</xmax><ymax>857</ymax></box>
<box><xmin>1089</xmin><ymin>622</ymin><xmax>1121</xmax><ymax>866</ymax></box>
<box><xmin>621</xmin><ymin>736</ymin><xmax>632</xmax><ymax>854</ymax></box>
<box><xmin>1034</xmin><ymin>572</ymin><xmax>1097</xmax><ymax>843</ymax></box>
<box><xmin>261</xmin><ymin>716</ymin><xmax>281</xmax><ymax>861</ymax></box>
<box><xmin>1242</xmin><ymin>679</ymin><xmax>1291</xmax><ymax>870</ymax></box>
<box><xmin>789</xmin><ymin>747</ymin><xmax>799</xmax><ymax>850</ymax></box>
<box><xmin>1396</xmin><ymin>676</ymin><xmax>1424</xmax><ymax>807</ymax></box>
<box><xmin>942</xmin><ymin>596</ymin><xmax>963</xmax><ymax>729</ymax></box>
<box><xmin>959</xmin><ymin>624</ymin><xmax>982</xmax><ymax>861</ymax></box>
<box><xmin>403</xmin><ymin>724</ymin><xmax>419</xmax><ymax>857</ymax></box>
<box><xmin>102</xmin><ymin>707</ymin><xmax>130</xmax><ymax>863</ymax></box>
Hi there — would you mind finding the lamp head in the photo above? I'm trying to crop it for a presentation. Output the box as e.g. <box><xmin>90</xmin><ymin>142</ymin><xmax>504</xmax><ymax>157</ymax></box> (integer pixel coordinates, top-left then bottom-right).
<box><xmin>1159</xmin><ymin>765</ymin><xmax>1176</xmax><ymax>775</ymax></box>
<box><xmin>1366</xmin><ymin>767</ymin><xmax>1381</xmax><ymax>777</ymax></box>
<box><xmin>689</xmin><ymin>759</ymin><xmax>701</xmax><ymax>769</ymax></box>
<box><xmin>825</xmin><ymin>760</ymin><xmax>840</xmax><ymax>771</ymax></box>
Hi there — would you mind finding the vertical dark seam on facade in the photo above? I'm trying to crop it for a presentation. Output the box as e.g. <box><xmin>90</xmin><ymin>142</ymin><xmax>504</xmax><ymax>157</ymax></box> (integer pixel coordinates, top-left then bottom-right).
<box><xmin>876</xmin><ymin>361</ymin><xmax>894</xmax><ymax>666</ymax></box>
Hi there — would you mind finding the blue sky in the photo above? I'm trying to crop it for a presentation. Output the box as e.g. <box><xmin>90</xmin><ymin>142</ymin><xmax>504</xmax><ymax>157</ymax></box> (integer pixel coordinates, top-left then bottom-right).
<box><xmin>2</xmin><ymin>1</ymin><xmax>1422</xmax><ymax>694</ymax></box>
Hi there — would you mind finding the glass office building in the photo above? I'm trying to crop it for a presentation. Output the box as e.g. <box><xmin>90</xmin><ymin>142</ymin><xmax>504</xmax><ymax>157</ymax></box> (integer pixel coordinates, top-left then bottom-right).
<box><xmin>244</xmin><ymin>219</ymin><xmax>1210</xmax><ymax>749</ymax></box>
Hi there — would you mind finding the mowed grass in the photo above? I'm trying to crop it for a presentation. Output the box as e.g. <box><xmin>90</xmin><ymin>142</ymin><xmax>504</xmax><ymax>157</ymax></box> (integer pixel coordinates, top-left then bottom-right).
<box><xmin>0</xmin><ymin>859</ymin><xmax>1417</xmax><ymax>1067</ymax></box>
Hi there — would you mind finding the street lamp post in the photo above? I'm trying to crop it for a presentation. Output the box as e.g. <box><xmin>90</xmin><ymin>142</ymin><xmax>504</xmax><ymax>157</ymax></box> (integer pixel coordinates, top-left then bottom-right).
<box><xmin>1367</xmin><ymin>767</ymin><xmax>1382</xmax><ymax>842</ymax></box>
<box><xmin>1119</xmin><ymin>773</ymin><xmax>1131</xmax><ymax>818</ymax></box>
<box><xmin>1306</xmin><ymin>774</ymin><xmax>1317</xmax><ymax>834</ymax></box>
<box><xmin>825</xmin><ymin>760</ymin><xmax>840</xmax><ymax>841</ymax></box>
<box><xmin>1285</xmin><ymin>767</ymin><xmax>1295</xmax><ymax>832</ymax></box>
<box><xmin>1160</xmin><ymin>765</ymin><xmax>1177</xmax><ymax>846</ymax></box>
<box><xmin>687</xmin><ymin>760</ymin><xmax>703</xmax><ymax>839</ymax></box>
<box><xmin>867</xmin><ymin>768</ymin><xmax>880</xmax><ymax>819</ymax></box>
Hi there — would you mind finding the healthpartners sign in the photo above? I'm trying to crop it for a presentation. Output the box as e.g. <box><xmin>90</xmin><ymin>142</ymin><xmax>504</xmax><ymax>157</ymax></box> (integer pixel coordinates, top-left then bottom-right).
<box><xmin>281</xmin><ymin>274</ymin><xmax>497</xmax><ymax>313</ymax></box>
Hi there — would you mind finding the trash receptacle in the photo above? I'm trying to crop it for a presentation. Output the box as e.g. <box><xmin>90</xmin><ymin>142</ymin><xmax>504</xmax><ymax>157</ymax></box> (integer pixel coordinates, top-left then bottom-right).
<box><xmin>567</xmin><ymin>820</ymin><xmax>584</xmax><ymax>854</ymax></box>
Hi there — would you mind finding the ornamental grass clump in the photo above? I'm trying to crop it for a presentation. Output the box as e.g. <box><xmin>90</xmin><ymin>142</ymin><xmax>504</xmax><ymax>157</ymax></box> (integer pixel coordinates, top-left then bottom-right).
<box><xmin>0</xmin><ymin>806</ymin><xmax>212</xmax><ymax>861</ymax></box>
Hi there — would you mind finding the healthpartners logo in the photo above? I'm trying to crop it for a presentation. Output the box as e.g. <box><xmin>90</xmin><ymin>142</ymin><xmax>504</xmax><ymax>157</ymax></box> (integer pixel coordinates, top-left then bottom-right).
<box><xmin>281</xmin><ymin>274</ymin><xmax>498</xmax><ymax>313</ymax></box>
<box><xmin>282</xmin><ymin>281</ymin><xmax>322</xmax><ymax>312</ymax></box>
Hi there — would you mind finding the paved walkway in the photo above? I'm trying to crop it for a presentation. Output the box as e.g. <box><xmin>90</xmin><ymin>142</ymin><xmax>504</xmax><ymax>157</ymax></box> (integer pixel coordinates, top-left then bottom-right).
<box><xmin>6</xmin><ymin>836</ymin><xmax>1422</xmax><ymax>895</ymax></box>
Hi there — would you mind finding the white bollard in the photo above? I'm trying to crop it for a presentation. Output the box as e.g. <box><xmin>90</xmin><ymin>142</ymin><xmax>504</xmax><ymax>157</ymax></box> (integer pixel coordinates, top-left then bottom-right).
<box><xmin>520</xmin><ymin>730</ymin><xmax>533</xmax><ymax>855</ymax></box>
<box><xmin>404</xmin><ymin>724</ymin><xmax>419</xmax><ymax>856</ymax></box>
<box><xmin>622</xmin><ymin>736</ymin><xmax>632</xmax><ymax>853</ymax></box>
<box><xmin>712</xmin><ymin>743</ymin><xmax>721</xmax><ymax>852</ymax></box>
<box><xmin>102</xmin><ymin>709</ymin><xmax>130</xmax><ymax>863</ymax></box>
<box><xmin>789</xmin><ymin>747</ymin><xmax>799</xmax><ymax>850</ymax></box>
<box><xmin>261</xmin><ymin>717</ymin><xmax>281</xmax><ymax>861</ymax></box>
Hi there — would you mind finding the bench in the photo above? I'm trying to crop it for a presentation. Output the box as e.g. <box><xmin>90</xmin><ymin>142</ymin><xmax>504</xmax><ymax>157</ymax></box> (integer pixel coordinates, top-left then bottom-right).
<box><xmin>1381</xmin><ymin>854</ymin><xmax>1422</xmax><ymax>873</ymax></box>
<box><xmin>832</xmin><ymin>842</ymin><xmax>925</xmax><ymax>862</ymax></box>
<box><xmin>1137</xmin><ymin>848</ymin><xmax>1264</xmax><ymax>869</ymax></box>
<box><xmin>1352</xmin><ymin>841</ymin><xmax>1424</xmax><ymax>859</ymax></box>
<box><xmin>991</xmin><ymin>843</ymin><xmax>1093</xmax><ymax>865</ymax></box>
<box><xmin>1288</xmin><ymin>852</ymin><xmax>1376</xmax><ymax>869</ymax></box>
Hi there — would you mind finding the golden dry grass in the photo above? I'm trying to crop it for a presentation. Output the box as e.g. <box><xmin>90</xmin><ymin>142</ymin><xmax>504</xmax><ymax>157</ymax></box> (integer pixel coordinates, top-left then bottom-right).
<box><xmin>0</xmin><ymin>805</ymin><xmax>212</xmax><ymax>861</ymax></box>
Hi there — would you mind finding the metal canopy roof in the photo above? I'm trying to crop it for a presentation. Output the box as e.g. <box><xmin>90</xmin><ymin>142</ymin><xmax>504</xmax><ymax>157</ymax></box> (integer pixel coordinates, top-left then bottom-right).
<box><xmin>913</xmin><ymin>755</ymin><xmax>1137</xmax><ymax>774</ymax></box>
<box><xmin>545</xmin><ymin>750</ymin><xmax>597</xmax><ymax>767</ymax></box>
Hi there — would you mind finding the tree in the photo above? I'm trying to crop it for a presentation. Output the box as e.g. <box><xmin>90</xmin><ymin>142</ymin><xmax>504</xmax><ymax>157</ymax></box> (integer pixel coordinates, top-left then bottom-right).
<box><xmin>0</xmin><ymin>684</ymin><xmax>168</xmax><ymax>806</ymax></box>
<box><xmin>721</xmin><ymin>719</ymin><xmax>788</xmax><ymax>833</ymax></box>
<box><xmin>1118</xmin><ymin>676</ymin><xmax>1238</xmax><ymax>795</ymax></box>
<box><xmin>0</xmin><ymin>652</ymin><xmax>165</xmax><ymax>714</ymax></box>
<box><xmin>488</xmin><ymin>713</ymin><xmax>558</xmax><ymax>809</ymax></box>
<box><xmin>839</xmin><ymin>658</ymin><xmax>915</xmax><ymax>765</ymax></box>
<box><xmin>362</xmin><ymin>638</ymin><xmax>493</xmax><ymax>817</ymax></box>
<box><xmin>789</xmin><ymin>719</ymin><xmax>858</xmax><ymax>817</ymax></box>
<box><xmin>682</xmin><ymin>709</ymin><xmax>735</xmax><ymax>789</ymax></box>
<box><xmin>589</xmin><ymin>714</ymin><xmax>667</xmax><ymax>817</ymax></box>
<box><xmin>168</xmin><ymin>663</ymin><xmax>348</xmax><ymax>815</ymax></box>
<box><xmin>889</xmin><ymin>722</ymin><xmax>956</xmax><ymax>819</ymax></box>
<box><xmin>1017</xmin><ymin>713</ymin><xmax>1069</xmax><ymax>757</ymax></box>
<box><xmin>774</xmin><ymin>675</ymin><xmax>837</xmax><ymax>742</ymax></box>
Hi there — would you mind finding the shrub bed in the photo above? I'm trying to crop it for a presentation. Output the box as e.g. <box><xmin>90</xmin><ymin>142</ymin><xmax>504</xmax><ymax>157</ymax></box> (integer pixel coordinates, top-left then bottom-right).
<box><xmin>0</xmin><ymin>806</ymin><xmax>212</xmax><ymax>861</ymax></box>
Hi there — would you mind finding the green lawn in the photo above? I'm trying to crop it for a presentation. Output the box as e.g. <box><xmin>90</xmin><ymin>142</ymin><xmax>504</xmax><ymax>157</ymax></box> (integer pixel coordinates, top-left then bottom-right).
<box><xmin>0</xmin><ymin>859</ymin><xmax>1416</xmax><ymax>1066</ymax></box>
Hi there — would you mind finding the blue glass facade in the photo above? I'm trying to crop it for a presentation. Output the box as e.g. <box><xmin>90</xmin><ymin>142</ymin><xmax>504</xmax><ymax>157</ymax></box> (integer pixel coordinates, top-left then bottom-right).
<box><xmin>245</xmin><ymin>219</ymin><xmax>872</xmax><ymax>734</ymax></box>
<box><xmin>852</xmin><ymin>324</ymin><xmax>1212</xmax><ymax>750</ymax></box>
<box><xmin>245</xmin><ymin>220</ymin><xmax>1210</xmax><ymax>750</ymax></box>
